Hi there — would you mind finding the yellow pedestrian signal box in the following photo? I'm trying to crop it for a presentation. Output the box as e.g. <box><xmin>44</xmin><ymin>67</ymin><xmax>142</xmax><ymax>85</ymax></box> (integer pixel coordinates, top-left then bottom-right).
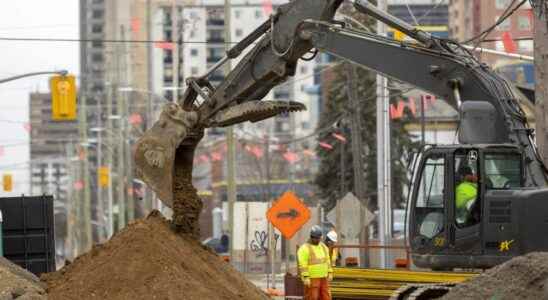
<box><xmin>98</xmin><ymin>166</ymin><xmax>110</xmax><ymax>188</ymax></box>
<box><xmin>3</xmin><ymin>174</ymin><xmax>12</xmax><ymax>192</ymax></box>
<box><xmin>50</xmin><ymin>75</ymin><xmax>77</xmax><ymax>121</ymax></box>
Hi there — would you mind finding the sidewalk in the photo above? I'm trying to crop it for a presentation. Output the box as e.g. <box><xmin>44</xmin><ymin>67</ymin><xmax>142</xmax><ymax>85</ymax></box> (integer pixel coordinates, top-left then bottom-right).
<box><xmin>246</xmin><ymin>273</ymin><xmax>286</xmax><ymax>299</ymax></box>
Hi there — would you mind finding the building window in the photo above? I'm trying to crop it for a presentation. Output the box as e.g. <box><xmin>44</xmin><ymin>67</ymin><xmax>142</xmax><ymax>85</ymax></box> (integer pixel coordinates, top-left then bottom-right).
<box><xmin>234</xmin><ymin>10</ymin><xmax>241</xmax><ymax>19</ymax></box>
<box><xmin>255</xmin><ymin>10</ymin><xmax>262</xmax><ymax>19</ymax></box>
<box><xmin>518</xmin><ymin>16</ymin><xmax>531</xmax><ymax>30</ymax></box>
<box><xmin>518</xmin><ymin>40</ymin><xmax>533</xmax><ymax>52</ymax></box>
<box><xmin>91</xmin><ymin>41</ymin><xmax>103</xmax><ymax>48</ymax></box>
<box><xmin>91</xmin><ymin>24</ymin><xmax>103</xmax><ymax>34</ymax></box>
<box><xmin>495</xmin><ymin>0</ymin><xmax>512</xmax><ymax>9</ymax></box>
<box><xmin>189</xmin><ymin>30</ymin><xmax>195</xmax><ymax>38</ymax></box>
<box><xmin>92</xmin><ymin>10</ymin><xmax>104</xmax><ymax>19</ymax></box>
<box><xmin>495</xmin><ymin>15</ymin><xmax>511</xmax><ymax>31</ymax></box>
<box><xmin>235</xmin><ymin>28</ymin><xmax>243</xmax><ymax>38</ymax></box>
<box><xmin>91</xmin><ymin>53</ymin><xmax>103</xmax><ymax>62</ymax></box>
<box><xmin>191</xmin><ymin>49</ymin><xmax>198</xmax><ymax>56</ymax></box>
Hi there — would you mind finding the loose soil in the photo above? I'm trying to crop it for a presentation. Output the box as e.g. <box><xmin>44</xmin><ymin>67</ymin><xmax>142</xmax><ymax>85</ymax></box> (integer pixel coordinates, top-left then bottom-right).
<box><xmin>442</xmin><ymin>252</ymin><xmax>548</xmax><ymax>300</ymax></box>
<box><xmin>0</xmin><ymin>257</ymin><xmax>47</xmax><ymax>299</ymax></box>
<box><xmin>171</xmin><ymin>145</ymin><xmax>202</xmax><ymax>238</ymax></box>
<box><xmin>43</xmin><ymin>211</ymin><xmax>269</xmax><ymax>300</ymax></box>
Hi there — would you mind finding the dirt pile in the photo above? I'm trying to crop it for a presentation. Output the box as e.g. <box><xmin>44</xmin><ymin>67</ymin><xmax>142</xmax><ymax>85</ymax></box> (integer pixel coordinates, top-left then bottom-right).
<box><xmin>442</xmin><ymin>252</ymin><xmax>548</xmax><ymax>300</ymax></box>
<box><xmin>43</xmin><ymin>211</ymin><xmax>268</xmax><ymax>300</ymax></box>
<box><xmin>0</xmin><ymin>257</ymin><xmax>47</xmax><ymax>299</ymax></box>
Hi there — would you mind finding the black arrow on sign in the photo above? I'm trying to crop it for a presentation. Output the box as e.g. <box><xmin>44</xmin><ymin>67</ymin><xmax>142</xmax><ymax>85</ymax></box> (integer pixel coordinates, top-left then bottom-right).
<box><xmin>277</xmin><ymin>208</ymin><xmax>299</xmax><ymax>220</ymax></box>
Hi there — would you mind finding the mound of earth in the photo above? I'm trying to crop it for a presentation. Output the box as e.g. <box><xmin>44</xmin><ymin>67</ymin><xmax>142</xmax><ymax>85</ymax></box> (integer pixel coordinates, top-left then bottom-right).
<box><xmin>0</xmin><ymin>257</ymin><xmax>47</xmax><ymax>299</ymax></box>
<box><xmin>43</xmin><ymin>210</ymin><xmax>268</xmax><ymax>300</ymax></box>
<box><xmin>442</xmin><ymin>252</ymin><xmax>548</xmax><ymax>300</ymax></box>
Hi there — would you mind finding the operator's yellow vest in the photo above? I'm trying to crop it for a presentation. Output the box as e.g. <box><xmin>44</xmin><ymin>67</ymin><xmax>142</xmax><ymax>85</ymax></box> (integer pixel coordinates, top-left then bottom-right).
<box><xmin>298</xmin><ymin>242</ymin><xmax>331</xmax><ymax>278</ymax></box>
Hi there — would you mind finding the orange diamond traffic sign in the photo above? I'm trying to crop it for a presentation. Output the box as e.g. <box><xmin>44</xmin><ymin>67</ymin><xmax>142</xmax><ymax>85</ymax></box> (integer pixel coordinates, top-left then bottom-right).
<box><xmin>266</xmin><ymin>191</ymin><xmax>311</xmax><ymax>239</ymax></box>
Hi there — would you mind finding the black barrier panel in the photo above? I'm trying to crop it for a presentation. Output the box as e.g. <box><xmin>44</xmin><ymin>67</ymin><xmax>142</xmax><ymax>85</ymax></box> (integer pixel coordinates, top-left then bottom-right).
<box><xmin>0</xmin><ymin>195</ymin><xmax>55</xmax><ymax>275</ymax></box>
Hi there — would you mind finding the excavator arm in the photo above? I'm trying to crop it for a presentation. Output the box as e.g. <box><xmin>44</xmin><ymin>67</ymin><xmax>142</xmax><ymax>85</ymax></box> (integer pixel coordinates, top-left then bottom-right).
<box><xmin>134</xmin><ymin>0</ymin><xmax>343</xmax><ymax>206</ymax></box>
<box><xmin>135</xmin><ymin>0</ymin><xmax>546</xmax><ymax>214</ymax></box>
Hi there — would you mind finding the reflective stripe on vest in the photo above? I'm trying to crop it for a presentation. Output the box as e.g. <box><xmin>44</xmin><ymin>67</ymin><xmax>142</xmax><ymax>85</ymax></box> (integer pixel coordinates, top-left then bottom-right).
<box><xmin>307</xmin><ymin>243</ymin><xmax>329</xmax><ymax>265</ymax></box>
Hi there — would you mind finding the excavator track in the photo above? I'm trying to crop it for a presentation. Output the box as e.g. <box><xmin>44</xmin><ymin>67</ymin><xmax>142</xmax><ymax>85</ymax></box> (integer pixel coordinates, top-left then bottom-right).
<box><xmin>389</xmin><ymin>284</ymin><xmax>454</xmax><ymax>300</ymax></box>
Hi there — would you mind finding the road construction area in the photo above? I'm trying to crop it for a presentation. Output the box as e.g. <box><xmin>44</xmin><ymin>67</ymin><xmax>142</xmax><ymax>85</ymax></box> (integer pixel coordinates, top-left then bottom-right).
<box><xmin>1</xmin><ymin>210</ymin><xmax>269</xmax><ymax>300</ymax></box>
<box><xmin>2</xmin><ymin>213</ymin><xmax>548</xmax><ymax>300</ymax></box>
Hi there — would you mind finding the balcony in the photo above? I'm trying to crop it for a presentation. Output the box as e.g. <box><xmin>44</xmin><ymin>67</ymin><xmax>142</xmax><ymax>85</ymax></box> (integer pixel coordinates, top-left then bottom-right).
<box><xmin>207</xmin><ymin>19</ymin><xmax>224</xmax><ymax>26</ymax></box>
<box><xmin>207</xmin><ymin>37</ymin><xmax>224</xmax><ymax>43</ymax></box>
<box><xmin>207</xmin><ymin>56</ymin><xmax>223</xmax><ymax>63</ymax></box>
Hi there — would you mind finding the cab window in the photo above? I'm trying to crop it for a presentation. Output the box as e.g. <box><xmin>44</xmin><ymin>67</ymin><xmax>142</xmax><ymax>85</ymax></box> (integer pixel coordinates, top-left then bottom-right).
<box><xmin>484</xmin><ymin>153</ymin><xmax>522</xmax><ymax>189</ymax></box>
<box><xmin>415</xmin><ymin>155</ymin><xmax>445</xmax><ymax>239</ymax></box>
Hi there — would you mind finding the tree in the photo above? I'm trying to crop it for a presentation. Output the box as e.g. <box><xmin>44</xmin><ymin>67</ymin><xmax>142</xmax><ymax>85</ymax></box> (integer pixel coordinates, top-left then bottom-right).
<box><xmin>314</xmin><ymin>6</ymin><xmax>418</xmax><ymax>212</ymax></box>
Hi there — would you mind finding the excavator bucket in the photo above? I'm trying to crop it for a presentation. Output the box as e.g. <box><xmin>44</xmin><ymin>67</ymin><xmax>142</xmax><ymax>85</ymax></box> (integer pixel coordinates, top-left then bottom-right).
<box><xmin>134</xmin><ymin>103</ymin><xmax>199</xmax><ymax>207</ymax></box>
<box><xmin>134</xmin><ymin>100</ymin><xmax>305</xmax><ymax>207</ymax></box>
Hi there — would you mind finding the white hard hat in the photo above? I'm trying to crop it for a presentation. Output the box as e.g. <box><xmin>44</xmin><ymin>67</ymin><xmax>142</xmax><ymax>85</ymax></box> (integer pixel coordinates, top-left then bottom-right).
<box><xmin>326</xmin><ymin>230</ymin><xmax>338</xmax><ymax>243</ymax></box>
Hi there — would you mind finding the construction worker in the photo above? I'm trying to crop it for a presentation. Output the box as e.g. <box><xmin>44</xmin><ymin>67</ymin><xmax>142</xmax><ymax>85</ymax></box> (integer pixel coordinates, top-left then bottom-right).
<box><xmin>325</xmin><ymin>230</ymin><xmax>339</xmax><ymax>267</ymax></box>
<box><xmin>298</xmin><ymin>225</ymin><xmax>333</xmax><ymax>300</ymax></box>
<box><xmin>455</xmin><ymin>166</ymin><xmax>478</xmax><ymax>225</ymax></box>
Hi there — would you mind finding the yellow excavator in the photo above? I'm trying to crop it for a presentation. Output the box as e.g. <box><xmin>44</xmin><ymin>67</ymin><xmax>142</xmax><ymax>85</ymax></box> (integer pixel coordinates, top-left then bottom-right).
<box><xmin>134</xmin><ymin>0</ymin><xmax>548</xmax><ymax>297</ymax></box>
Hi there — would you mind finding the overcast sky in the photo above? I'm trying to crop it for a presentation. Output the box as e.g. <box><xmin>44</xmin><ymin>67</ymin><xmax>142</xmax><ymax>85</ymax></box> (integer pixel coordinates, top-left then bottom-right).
<box><xmin>0</xmin><ymin>1</ymin><xmax>79</xmax><ymax>196</ymax></box>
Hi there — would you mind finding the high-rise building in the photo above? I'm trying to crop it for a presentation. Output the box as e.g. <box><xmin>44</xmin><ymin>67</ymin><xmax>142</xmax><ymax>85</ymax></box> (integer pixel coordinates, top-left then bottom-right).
<box><xmin>79</xmin><ymin>0</ymin><xmax>159</xmax><ymax>242</ymax></box>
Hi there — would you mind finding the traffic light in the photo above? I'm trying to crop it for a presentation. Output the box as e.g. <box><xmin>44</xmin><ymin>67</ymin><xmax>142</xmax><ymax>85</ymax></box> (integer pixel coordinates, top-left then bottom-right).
<box><xmin>3</xmin><ymin>174</ymin><xmax>12</xmax><ymax>192</ymax></box>
<box><xmin>98</xmin><ymin>166</ymin><xmax>110</xmax><ymax>188</ymax></box>
<box><xmin>50</xmin><ymin>74</ymin><xmax>77</xmax><ymax>121</ymax></box>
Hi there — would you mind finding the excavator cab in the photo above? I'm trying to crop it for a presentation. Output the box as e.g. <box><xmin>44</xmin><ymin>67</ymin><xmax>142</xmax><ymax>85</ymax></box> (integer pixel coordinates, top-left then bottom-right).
<box><xmin>408</xmin><ymin>144</ymin><xmax>528</xmax><ymax>270</ymax></box>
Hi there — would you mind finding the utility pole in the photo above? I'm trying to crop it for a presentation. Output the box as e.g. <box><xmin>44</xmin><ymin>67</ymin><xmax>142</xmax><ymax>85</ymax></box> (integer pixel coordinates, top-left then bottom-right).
<box><xmin>65</xmin><ymin>141</ymin><xmax>75</xmax><ymax>260</ymax></box>
<box><xmin>116</xmin><ymin>26</ymin><xmax>126</xmax><ymax>230</ymax></box>
<box><xmin>224</xmin><ymin>0</ymin><xmax>238</xmax><ymax>268</ymax></box>
<box><xmin>346</xmin><ymin>63</ymin><xmax>369</xmax><ymax>268</ymax></box>
<box><xmin>265</xmin><ymin>133</ymin><xmax>274</xmax><ymax>288</ymax></box>
<box><xmin>535</xmin><ymin>9</ymin><xmax>548</xmax><ymax>162</ymax></box>
<box><xmin>79</xmin><ymin>92</ymin><xmax>92</xmax><ymax>253</ymax></box>
<box><xmin>106</xmin><ymin>82</ymin><xmax>114</xmax><ymax>238</ymax></box>
<box><xmin>123</xmin><ymin>25</ymin><xmax>135</xmax><ymax>223</ymax></box>
<box><xmin>145</xmin><ymin>0</ymin><xmax>154</xmax><ymax>212</ymax></box>
<box><xmin>96</xmin><ymin>99</ymin><xmax>105</xmax><ymax>241</ymax></box>
<box><xmin>172</xmin><ymin>0</ymin><xmax>179</xmax><ymax>103</ymax></box>
<box><xmin>375</xmin><ymin>0</ymin><xmax>391</xmax><ymax>269</ymax></box>
<box><xmin>337</xmin><ymin>125</ymin><xmax>345</xmax><ymax>236</ymax></box>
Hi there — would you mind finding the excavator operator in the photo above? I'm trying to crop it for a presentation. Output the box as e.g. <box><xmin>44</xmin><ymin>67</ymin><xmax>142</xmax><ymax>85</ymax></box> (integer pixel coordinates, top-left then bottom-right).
<box><xmin>455</xmin><ymin>166</ymin><xmax>478</xmax><ymax>226</ymax></box>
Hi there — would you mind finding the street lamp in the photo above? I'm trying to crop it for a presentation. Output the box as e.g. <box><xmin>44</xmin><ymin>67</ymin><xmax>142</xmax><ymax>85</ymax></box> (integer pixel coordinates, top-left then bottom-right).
<box><xmin>0</xmin><ymin>70</ymin><xmax>68</xmax><ymax>84</ymax></box>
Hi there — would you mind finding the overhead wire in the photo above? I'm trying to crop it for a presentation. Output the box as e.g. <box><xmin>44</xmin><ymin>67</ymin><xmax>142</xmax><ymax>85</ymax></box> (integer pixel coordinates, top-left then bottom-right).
<box><xmin>463</xmin><ymin>0</ymin><xmax>526</xmax><ymax>45</ymax></box>
<box><xmin>0</xmin><ymin>36</ymin><xmax>243</xmax><ymax>45</ymax></box>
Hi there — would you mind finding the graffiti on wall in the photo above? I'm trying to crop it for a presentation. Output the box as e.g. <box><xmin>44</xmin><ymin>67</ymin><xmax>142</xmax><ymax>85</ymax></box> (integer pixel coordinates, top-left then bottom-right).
<box><xmin>249</xmin><ymin>230</ymin><xmax>280</xmax><ymax>257</ymax></box>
